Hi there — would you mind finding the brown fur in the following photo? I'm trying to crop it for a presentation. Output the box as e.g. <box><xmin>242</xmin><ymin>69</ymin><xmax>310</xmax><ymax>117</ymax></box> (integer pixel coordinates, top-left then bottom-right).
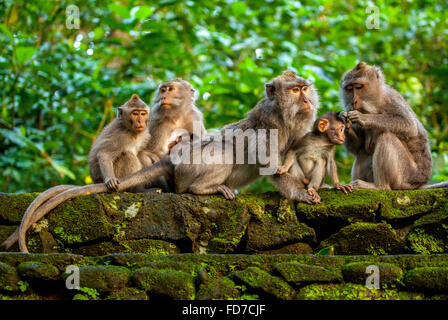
<box><xmin>120</xmin><ymin>71</ymin><xmax>320</xmax><ymax>203</ymax></box>
<box><xmin>340</xmin><ymin>62</ymin><xmax>432</xmax><ymax>190</ymax></box>
<box><xmin>278</xmin><ymin>112</ymin><xmax>353</xmax><ymax>203</ymax></box>
<box><xmin>4</xmin><ymin>94</ymin><xmax>152</xmax><ymax>253</ymax></box>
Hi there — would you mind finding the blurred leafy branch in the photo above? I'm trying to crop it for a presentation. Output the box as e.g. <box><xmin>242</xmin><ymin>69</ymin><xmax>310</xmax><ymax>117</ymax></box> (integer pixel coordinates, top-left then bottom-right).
<box><xmin>0</xmin><ymin>0</ymin><xmax>447</xmax><ymax>193</ymax></box>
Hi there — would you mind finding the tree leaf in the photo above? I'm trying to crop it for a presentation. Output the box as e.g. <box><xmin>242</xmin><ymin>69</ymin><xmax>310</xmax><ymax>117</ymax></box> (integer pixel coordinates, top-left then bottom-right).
<box><xmin>16</xmin><ymin>46</ymin><xmax>36</xmax><ymax>64</ymax></box>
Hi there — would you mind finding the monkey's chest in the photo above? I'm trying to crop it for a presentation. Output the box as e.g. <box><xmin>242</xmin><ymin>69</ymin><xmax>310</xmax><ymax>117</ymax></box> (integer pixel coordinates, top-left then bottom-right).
<box><xmin>298</xmin><ymin>153</ymin><xmax>326</xmax><ymax>177</ymax></box>
<box><xmin>125</xmin><ymin>137</ymin><xmax>147</xmax><ymax>156</ymax></box>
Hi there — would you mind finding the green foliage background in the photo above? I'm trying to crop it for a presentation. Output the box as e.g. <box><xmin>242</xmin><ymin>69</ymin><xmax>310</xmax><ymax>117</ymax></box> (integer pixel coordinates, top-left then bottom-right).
<box><xmin>0</xmin><ymin>0</ymin><xmax>447</xmax><ymax>193</ymax></box>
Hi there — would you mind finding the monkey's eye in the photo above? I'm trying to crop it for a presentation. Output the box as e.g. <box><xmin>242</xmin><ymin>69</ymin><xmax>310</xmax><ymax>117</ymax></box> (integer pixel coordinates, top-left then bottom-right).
<box><xmin>355</xmin><ymin>84</ymin><xmax>363</xmax><ymax>90</ymax></box>
<box><xmin>132</xmin><ymin>111</ymin><xmax>139</xmax><ymax>116</ymax></box>
<box><xmin>292</xmin><ymin>87</ymin><xmax>300</xmax><ymax>93</ymax></box>
<box><xmin>302</xmin><ymin>86</ymin><xmax>308</xmax><ymax>91</ymax></box>
<box><xmin>161</xmin><ymin>87</ymin><xmax>166</xmax><ymax>93</ymax></box>
<box><xmin>168</xmin><ymin>87</ymin><xmax>173</xmax><ymax>91</ymax></box>
<box><xmin>346</xmin><ymin>85</ymin><xmax>353</xmax><ymax>91</ymax></box>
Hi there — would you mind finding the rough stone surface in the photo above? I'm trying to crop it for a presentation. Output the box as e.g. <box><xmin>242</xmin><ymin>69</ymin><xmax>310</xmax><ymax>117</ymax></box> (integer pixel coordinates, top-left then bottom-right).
<box><xmin>275</xmin><ymin>263</ymin><xmax>343</xmax><ymax>285</ymax></box>
<box><xmin>1</xmin><ymin>190</ymin><xmax>447</xmax><ymax>255</ymax></box>
<box><xmin>132</xmin><ymin>267</ymin><xmax>195</xmax><ymax>299</ymax></box>
<box><xmin>342</xmin><ymin>262</ymin><xmax>404</xmax><ymax>287</ymax></box>
<box><xmin>0</xmin><ymin>261</ymin><xmax>21</xmax><ymax>292</ymax></box>
<box><xmin>70</xmin><ymin>265</ymin><xmax>131</xmax><ymax>293</ymax></box>
<box><xmin>404</xmin><ymin>267</ymin><xmax>448</xmax><ymax>292</ymax></box>
<box><xmin>17</xmin><ymin>261</ymin><xmax>60</xmax><ymax>281</ymax></box>
<box><xmin>1</xmin><ymin>190</ymin><xmax>448</xmax><ymax>300</ymax></box>
<box><xmin>197</xmin><ymin>276</ymin><xmax>241</xmax><ymax>300</ymax></box>
<box><xmin>319</xmin><ymin>222</ymin><xmax>405</xmax><ymax>255</ymax></box>
<box><xmin>231</xmin><ymin>267</ymin><xmax>296</xmax><ymax>300</ymax></box>
<box><xmin>0</xmin><ymin>253</ymin><xmax>446</xmax><ymax>300</ymax></box>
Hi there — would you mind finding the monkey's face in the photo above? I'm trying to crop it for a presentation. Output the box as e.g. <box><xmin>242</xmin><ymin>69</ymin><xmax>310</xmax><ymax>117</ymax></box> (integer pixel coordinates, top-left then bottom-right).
<box><xmin>316</xmin><ymin>117</ymin><xmax>346</xmax><ymax>145</ymax></box>
<box><xmin>340</xmin><ymin>63</ymin><xmax>384</xmax><ymax>114</ymax></box>
<box><xmin>327</xmin><ymin>121</ymin><xmax>346</xmax><ymax>145</ymax></box>
<box><xmin>266</xmin><ymin>72</ymin><xmax>318</xmax><ymax>117</ymax></box>
<box><xmin>288</xmin><ymin>82</ymin><xmax>313</xmax><ymax>113</ymax></box>
<box><xmin>128</xmin><ymin>109</ymin><xmax>149</xmax><ymax>132</ymax></box>
<box><xmin>155</xmin><ymin>81</ymin><xmax>195</xmax><ymax>109</ymax></box>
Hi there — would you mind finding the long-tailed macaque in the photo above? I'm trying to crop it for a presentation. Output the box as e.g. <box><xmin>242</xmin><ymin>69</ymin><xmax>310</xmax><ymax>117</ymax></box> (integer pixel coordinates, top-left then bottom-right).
<box><xmin>88</xmin><ymin>94</ymin><xmax>152</xmax><ymax>192</ymax></box>
<box><xmin>146</xmin><ymin>78</ymin><xmax>206</xmax><ymax>162</ymax></box>
<box><xmin>117</xmin><ymin>70</ymin><xmax>319</xmax><ymax>202</ymax></box>
<box><xmin>3</xmin><ymin>80</ymin><xmax>208</xmax><ymax>253</ymax></box>
<box><xmin>340</xmin><ymin>62</ymin><xmax>447</xmax><ymax>190</ymax></box>
<box><xmin>277</xmin><ymin>112</ymin><xmax>353</xmax><ymax>203</ymax></box>
<box><xmin>6</xmin><ymin>71</ymin><xmax>319</xmax><ymax>253</ymax></box>
<box><xmin>3</xmin><ymin>94</ymin><xmax>154</xmax><ymax>252</ymax></box>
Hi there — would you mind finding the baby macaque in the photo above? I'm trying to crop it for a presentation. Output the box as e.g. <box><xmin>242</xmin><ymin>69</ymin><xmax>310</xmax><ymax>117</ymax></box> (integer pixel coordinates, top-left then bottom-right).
<box><xmin>277</xmin><ymin>112</ymin><xmax>353</xmax><ymax>203</ymax></box>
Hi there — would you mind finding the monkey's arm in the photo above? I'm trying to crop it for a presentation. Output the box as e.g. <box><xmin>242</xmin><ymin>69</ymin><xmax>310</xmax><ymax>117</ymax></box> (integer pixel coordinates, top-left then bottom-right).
<box><xmin>277</xmin><ymin>151</ymin><xmax>297</xmax><ymax>175</ymax></box>
<box><xmin>97</xmin><ymin>151</ymin><xmax>119</xmax><ymax>191</ymax></box>
<box><xmin>349</xmin><ymin>107</ymin><xmax>418</xmax><ymax>137</ymax></box>
<box><xmin>326</xmin><ymin>150</ymin><xmax>340</xmax><ymax>186</ymax></box>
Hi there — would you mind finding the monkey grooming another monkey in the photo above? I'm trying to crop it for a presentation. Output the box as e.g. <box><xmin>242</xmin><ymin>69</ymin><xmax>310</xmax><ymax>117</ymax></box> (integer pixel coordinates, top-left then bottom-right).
<box><xmin>277</xmin><ymin>112</ymin><xmax>353</xmax><ymax>203</ymax></box>
<box><xmin>116</xmin><ymin>70</ymin><xmax>320</xmax><ymax>203</ymax></box>
<box><xmin>2</xmin><ymin>94</ymin><xmax>154</xmax><ymax>253</ymax></box>
<box><xmin>340</xmin><ymin>62</ymin><xmax>439</xmax><ymax>190</ymax></box>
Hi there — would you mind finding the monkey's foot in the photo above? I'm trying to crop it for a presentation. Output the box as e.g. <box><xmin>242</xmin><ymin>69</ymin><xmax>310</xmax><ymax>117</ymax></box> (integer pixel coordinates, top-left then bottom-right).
<box><xmin>334</xmin><ymin>183</ymin><xmax>354</xmax><ymax>194</ymax></box>
<box><xmin>307</xmin><ymin>188</ymin><xmax>321</xmax><ymax>204</ymax></box>
<box><xmin>217</xmin><ymin>185</ymin><xmax>235</xmax><ymax>200</ymax></box>
<box><xmin>350</xmin><ymin>179</ymin><xmax>378</xmax><ymax>190</ymax></box>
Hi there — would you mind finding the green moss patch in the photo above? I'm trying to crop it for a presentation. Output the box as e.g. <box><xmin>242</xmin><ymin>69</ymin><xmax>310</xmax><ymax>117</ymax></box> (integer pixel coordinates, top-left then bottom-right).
<box><xmin>320</xmin><ymin>222</ymin><xmax>404</xmax><ymax>255</ymax></box>
<box><xmin>17</xmin><ymin>261</ymin><xmax>60</xmax><ymax>281</ymax></box>
<box><xmin>132</xmin><ymin>268</ymin><xmax>195</xmax><ymax>299</ymax></box>
<box><xmin>274</xmin><ymin>263</ymin><xmax>343</xmax><ymax>285</ymax></box>
<box><xmin>404</xmin><ymin>267</ymin><xmax>448</xmax><ymax>292</ymax></box>
<box><xmin>342</xmin><ymin>262</ymin><xmax>403</xmax><ymax>288</ymax></box>
<box><xmin>230</xmin><ymin>267</ymin><xmax>295</xmax><ymax>300</ymax></box>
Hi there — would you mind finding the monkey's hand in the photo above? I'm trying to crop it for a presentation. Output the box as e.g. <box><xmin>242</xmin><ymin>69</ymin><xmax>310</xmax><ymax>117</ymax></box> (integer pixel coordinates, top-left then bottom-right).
<box><xmin>340</xmin><ymin>112</ymin><xmax>351</xmax><ymax>129</ymax></box>
<box><xmin>276</xmin><ymin>165</ymin><xmax>289</xmax><ymax>175</ymax></box>
<box><xmin>348</xmin><ymin>111</ymin><xmax>366</xmax><ymax>127</ymax></box>
<box><xmin>105</xmin><ymin>177</ymin><xmax>120</xmax><ymax>192</ymax></box>
<box><xmin>306</xmin><ymin>188</ymin><xmax>321</xmax><ymax>204</ymax></box>
<box><xmin>334</xmin><ymin>183</ymin><xmax>354</xmax><ymax>194</ymax></box>
<box><xmin>168</xmin><ymin>136</ymin><xmax>183</xmax><ymax>151</ymax></box>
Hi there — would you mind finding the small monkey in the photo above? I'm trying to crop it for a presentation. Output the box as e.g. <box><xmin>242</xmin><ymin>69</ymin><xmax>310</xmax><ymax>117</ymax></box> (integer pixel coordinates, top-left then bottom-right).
<box><xmin>277</xmin><ymin>112</ymin><xmax>353</xmax><ymax>203</ymax></box>
<box><xmin>2</xmin><ymin>94</ymin><xmax>154</xmax><ymax>253</ymax></box>
<box><xmin>89</xmin><ymin>93</ymin><xmax>153</xmax><ymax>192</ymax></box>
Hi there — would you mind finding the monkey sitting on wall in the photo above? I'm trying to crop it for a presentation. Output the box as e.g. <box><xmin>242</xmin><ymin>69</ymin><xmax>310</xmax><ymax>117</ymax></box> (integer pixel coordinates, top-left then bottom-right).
<box><xmin>89</xmin><ymin>93</ymin><xmax>154</xmax><ymax>192</ymax></box>
<box><xmin>2</xmin><ymin>94</ymin><xmax>155</xmax><ymax>252</ymax></box>
<box><xmin>277</xmin><ymin>112</ymin><xmax>353</xmax><ymax>203</ymax></box>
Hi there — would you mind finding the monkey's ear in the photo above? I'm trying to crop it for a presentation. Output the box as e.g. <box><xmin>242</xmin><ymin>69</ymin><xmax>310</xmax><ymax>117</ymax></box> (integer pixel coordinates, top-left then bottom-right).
<box><xmin>317</xmin><ymin>118</ymin><xmax>329</xmax><ymax>133</ymax></box>
<box><xmin>265</xmin><ymin>82</ymin><xmax>275</xmax><ymax>100</ymax></box>
<box><xmin>117</xmin><ymin>107</ymin><xmax>124</xmax><ymax>119</ymax></box>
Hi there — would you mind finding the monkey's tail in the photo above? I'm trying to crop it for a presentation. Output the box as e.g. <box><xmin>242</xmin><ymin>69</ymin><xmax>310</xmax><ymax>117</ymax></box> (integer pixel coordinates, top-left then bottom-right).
<box><xmin>421</xmin><ymin>181</ymin><xmax>448</xmax><ymax>189</ymax></box>
<box><xmin>2</xmin><ymin>185</ymin><xmax>76</xmax><ymax>250</ymax></box>
<box><xmin>119</xmin><ymin>157</ymin><xmax>174</xmax><ymax>190</ymax></box>
<box><xmin>18</xmin><ymin>183</ymin><xmax>108</xmax><ymax>253</ymax></box>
